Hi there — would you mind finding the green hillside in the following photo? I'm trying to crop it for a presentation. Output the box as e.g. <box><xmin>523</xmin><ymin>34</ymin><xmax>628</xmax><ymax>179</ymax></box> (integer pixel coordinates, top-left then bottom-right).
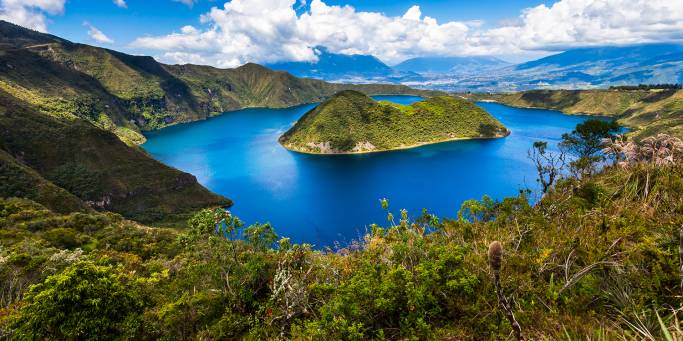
<box><xmin>280</xmin><ymin>90</ymin><xmax>509</xmax><ymax>154</ymax></box>
<box><xmin>0</xmin><ymin>88</ymin><xmax>230</xmax><ymax>224</ymax></box>
<box><xmin>0</xmin><ymin>21</ymin><xmax>440</xmax><ymax>145</ymax></box>
<box><xmin>0</xmin><ymin>149</ymin><xmax>88</xmax><ymax>214</ymax></box>
<box><xmin>475</xmin><ymin>89</ymin><xmax>683</xmax><ymax>139</ymax></box>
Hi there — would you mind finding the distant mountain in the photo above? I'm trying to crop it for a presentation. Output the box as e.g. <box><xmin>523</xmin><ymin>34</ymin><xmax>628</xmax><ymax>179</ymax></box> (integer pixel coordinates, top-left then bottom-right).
<box><xmin>266</xmin><ymin>47</ymin><xmax>421</xmax><ymax>82</ymax></box>
<box><xmin>515</xmin><ymin>44</ymin><xmax>683</xmax><ymax>70</ymax></box>
<box><xmin>419</xmin><ymin>44</ymin><xmax>683</xmax><ymax>92</ymax></box>
<box><xmin>393</xmin><ymin>56</ymin><xmax>510</xmax><ymax>76</ymax></box>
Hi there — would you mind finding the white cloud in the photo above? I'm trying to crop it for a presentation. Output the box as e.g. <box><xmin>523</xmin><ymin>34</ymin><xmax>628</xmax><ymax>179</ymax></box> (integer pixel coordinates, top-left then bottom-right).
<box><xmin>131</xmin><ymin>0</ymin><xmax>683</xmax><ymax>67</ymax></box>
<box><xmin>84</xmin><ymin>22</ymin><xmax>114</xmax><ymax>44</ymax></box>
<box><xmin>0</xmin><ymin>0</ymin><xmax>66</xmax><ymax>32</ymax></box>
<box><xmin>484</xmin><ymin>0</ymin><xmax>683</xmax><ymax>53</ymax></box>
<box><xmin>113</xmin><ymin>0</ymin><xmax>127</xmax><ymax>9</ymax></box>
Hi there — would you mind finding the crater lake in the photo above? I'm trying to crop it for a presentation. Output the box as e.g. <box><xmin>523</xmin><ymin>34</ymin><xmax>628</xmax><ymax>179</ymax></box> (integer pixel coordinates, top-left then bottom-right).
<box><xmin>142</xmin><ymin>97</ymin><xmax>594</xmax><ymax>247</ymax></box>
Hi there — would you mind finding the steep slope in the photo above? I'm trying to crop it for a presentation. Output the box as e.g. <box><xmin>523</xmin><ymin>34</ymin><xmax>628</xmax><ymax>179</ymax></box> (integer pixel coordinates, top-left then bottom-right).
<box><xmin>0</xmin><ymin>149</ymin><xmax>89</xmax><ymax>214</ymax></box>
<box><xmin>477</xmin><ymin>89</ymin><xmax>683</xmax><ymax>139</ymax></box>
<box><xmin>0</xmin><ymin>89</ymin><xmax>230</xmax><ymax>224</ymax></box>
<box><xmin>280</xmin><ymin>90</ymin><xmax>508</xmax><ymax>154</ymax></box>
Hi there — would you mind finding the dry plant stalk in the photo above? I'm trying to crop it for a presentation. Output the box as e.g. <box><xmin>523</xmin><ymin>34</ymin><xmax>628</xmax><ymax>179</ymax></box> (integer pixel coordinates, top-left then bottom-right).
<box><xmin>488</xmin><ymin>241</ymin><xmax>524</xmax><ymax>340</ymax></box>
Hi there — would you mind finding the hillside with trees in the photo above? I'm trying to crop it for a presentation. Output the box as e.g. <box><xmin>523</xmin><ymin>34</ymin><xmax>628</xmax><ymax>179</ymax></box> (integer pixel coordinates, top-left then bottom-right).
<box><xmin>474</xmin><ymin>88</ymin><xmax>683</xmax><ymax>139</ymax></box>
<box><xmin>280</xmin><ymin>90</ymin><xmax>508</xmax><ymax>154</ymax></box>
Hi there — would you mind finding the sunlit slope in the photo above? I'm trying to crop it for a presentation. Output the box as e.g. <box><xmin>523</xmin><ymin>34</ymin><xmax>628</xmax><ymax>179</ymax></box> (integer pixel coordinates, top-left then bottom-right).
<box><xmin>280</xmin><ymin>90</ymin><xmax>508</xmax><ymax>154</ymax></box>
<box><xmin>478</xmin><ymin>89</ymin><xmax>683</xmax><ymax>139</ymax></box>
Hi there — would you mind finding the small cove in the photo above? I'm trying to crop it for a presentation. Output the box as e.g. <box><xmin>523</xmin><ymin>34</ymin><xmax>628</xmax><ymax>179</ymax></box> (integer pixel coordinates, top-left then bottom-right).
<box><xmin>143</xmin><ymin>97</ymin><xmax>597</xmax><ymax>247</ymax></box>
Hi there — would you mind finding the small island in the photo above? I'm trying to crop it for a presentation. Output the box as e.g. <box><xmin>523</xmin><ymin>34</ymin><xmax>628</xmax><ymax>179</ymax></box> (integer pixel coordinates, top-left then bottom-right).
<box><xmin>279</xmin><ymin>90</ymin><xmax>509</xmax><ymax>154</ymax></box>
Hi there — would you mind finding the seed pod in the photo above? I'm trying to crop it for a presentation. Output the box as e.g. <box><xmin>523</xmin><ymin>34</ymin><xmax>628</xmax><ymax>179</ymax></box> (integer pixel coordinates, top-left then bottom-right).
<box><xmin>488</xmin><ymin>241</ymin><xmax>503</xmax><ymax>272</ymax></box>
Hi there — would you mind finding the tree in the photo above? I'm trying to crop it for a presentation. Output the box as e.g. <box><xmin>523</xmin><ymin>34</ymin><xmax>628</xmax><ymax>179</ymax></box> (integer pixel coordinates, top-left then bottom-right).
<box><xmin>528</xmin><ymin>141</ymin><xmax>565</xmax><ymax>194</ymax></box>
<box><xmin>560</xmin><ymin>119</ymin><xmax>619</xmax><ymax>177</ymax></box>
<box><xmin>244</xmin><ymin>223</ymin><xmax>278</xmax><ymax>250</ymax></box>
<box><xmin>11</xmin><ymin>261</ymin><xmax>142</xmax><ymax>340</ymax></box>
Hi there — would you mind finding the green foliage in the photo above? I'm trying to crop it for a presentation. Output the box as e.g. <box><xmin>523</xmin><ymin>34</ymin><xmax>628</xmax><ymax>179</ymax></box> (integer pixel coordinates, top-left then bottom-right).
<box><xmin>0</xmin><ymin>149</ymin><xmax>87</xmax><ymax>213</ymax></box>
<box><xmin>2</xmin><ymin>157</ymin><xmax>682</xmax><ymax>339</ymax></box>
<box><xmin>561</xmin><ymin>119</ymin><xmax>620</xmax><ymax>176</ymax></box>
<box><xmin>280</xmin><ymin>90</ymin><xmax>508</xmax><ymax>153</ymax></box>
<box><xmin>244</xmin><ymin>223</ymin><xmax>278</xmax><ymax>250</ymax></box>
<box><xmin>11</xmin><ymin>261</ymin><xmax>143</xmax><ymax>340</ymax></box>
<box><xmin>48</xmin><ymin>162</ymin><xmax>103</xmax><ymax>200</ymax></box>
<box><xmin>560</xmin><ymin>119</ymin><xmax>620</xmax><ymax>159</ymax></box>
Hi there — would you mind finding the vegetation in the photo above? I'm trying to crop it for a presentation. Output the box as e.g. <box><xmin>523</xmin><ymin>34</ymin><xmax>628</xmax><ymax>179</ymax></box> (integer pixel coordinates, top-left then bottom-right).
<box><xmin>560</xmin><ymin>119</ymin><xmax>621</xmax><ymax>177</ymax></box>
<box><xmin>2</xmin><ymin>131</ymin><xmax>682</xmax><ymax>339</ymax></box>
<box><xmin>0</xmin><ymin>149</ymin><xmax>88</xmax><ymax>214</ymax></box>
<box><xmin>0</xmin><ymin>87</ymin><xmax>230</xmax><ymax>224</ymax></box>
<box><xmin>610</xmin><ymin>84</ymin><xmax>682</xmax><ymax>90</ymax></box>
<box><xmin>473</xmin><ymin>88</ymin><xmax>683</xmax><ymax>140</ymax></box>
<box><xmin>280</xmin><ymin>90</ymin><xmax>509</xmax><ymax>154</ymax></box>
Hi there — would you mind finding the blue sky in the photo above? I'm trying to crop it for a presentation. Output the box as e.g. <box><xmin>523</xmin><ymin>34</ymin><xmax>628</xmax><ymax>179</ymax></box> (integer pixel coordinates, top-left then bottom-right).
<box><xmin>1</xmin><ymin>0</ymin><xmax>682</xmax><ymax>67</ymax></box>
<box><xmin>47</xmin><ymin>0</ymin><xmax>551</xmax><ymax>51</ymax></box>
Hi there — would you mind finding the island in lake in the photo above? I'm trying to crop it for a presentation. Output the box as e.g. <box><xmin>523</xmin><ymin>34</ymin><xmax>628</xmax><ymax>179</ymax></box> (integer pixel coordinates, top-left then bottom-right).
<box><xmin>279</xmin><ymin>90</ymin><xmax>510</xmax><ymax>154</ymax></box>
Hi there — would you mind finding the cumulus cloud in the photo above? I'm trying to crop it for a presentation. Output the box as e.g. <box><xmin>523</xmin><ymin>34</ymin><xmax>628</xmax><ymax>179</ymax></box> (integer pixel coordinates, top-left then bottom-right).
<box><xmin>113</xmin><ymin>0</ymin><xmax>127</xmax><ymax>9</ymax></box>
<box><xmin>84</xmin><ymin>22</ymin><xmax>114</xmax><ymax>44</ymax></box>
<box><xmin>484</xmin><ymin>0</ymin><xmax>683</xmax><ymax>52</ymax></box>
<box><xmin>131</xmin><ymin>0</ymin><xmax>683</xmax><ymax>67</ymax></box>
<box><xmin>0</xmin><ymin>0</ymin><xmax>66</xmax><ymax>32</ymax></box>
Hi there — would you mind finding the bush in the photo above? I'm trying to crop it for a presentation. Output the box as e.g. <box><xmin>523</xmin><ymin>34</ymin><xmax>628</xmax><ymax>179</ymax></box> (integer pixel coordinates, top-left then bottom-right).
<box><xmin>10</xmin><ymin>261</ymin><xmax>143</xmax><ymax>340</ymax></box>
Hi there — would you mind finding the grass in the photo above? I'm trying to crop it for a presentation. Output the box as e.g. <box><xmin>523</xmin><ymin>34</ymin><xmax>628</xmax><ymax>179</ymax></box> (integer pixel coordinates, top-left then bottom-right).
<box><xmin>280</xmin><ymin>90</ymin><xmax>508</xmax><ymax>153</ymax></box>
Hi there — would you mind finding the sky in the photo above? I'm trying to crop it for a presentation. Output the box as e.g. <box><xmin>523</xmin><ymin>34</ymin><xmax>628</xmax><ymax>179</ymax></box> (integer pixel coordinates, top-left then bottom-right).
<box><xmin>1</xmin><ymin>0</ymin><xmax>682</xmax><ymax>67</ymax></box>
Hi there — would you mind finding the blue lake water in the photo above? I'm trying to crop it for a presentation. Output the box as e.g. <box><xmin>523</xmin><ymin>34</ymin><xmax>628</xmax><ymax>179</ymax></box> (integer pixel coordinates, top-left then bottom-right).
<box><xmin>142</xmin><ymin>97</ymin><xmax>594</xmax><ymax>247</ymax></box>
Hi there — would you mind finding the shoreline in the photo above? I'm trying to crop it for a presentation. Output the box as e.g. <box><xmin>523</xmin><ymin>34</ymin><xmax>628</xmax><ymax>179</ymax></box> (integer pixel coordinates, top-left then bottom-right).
<box><xmin>477</xmin><ymin>99</ymin><xmax>638</xmax><ymax>132</ymax></box>
<box><xmin>476</xmin><ymin>99</ymin><xmax>620</xmax><ymax>118</ymax></box>
<box><xmin>280</xmin><ymin>130</ymin><xmax>511</xmax><ymax>155</ymax></box>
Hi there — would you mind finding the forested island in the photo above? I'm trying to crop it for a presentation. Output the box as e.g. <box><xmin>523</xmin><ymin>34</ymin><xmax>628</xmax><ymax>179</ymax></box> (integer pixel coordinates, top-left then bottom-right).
<box><xmin>279</xmin><ymin>90</ymin><xmax>509</xmax><ymax>154</ymax></box>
